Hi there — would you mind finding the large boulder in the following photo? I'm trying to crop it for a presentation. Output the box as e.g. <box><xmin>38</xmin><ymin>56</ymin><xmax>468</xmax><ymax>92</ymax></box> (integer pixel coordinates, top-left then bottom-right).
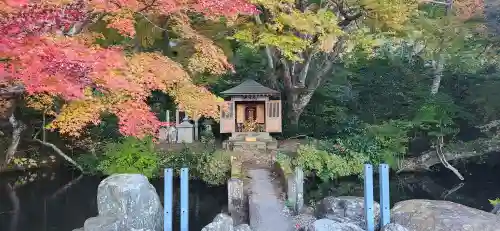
<box><xmin>75</xmin><ymin>174</ymin><xmax>163</xmax><ymax>231</ymax></box>
<box><xmin>202</xmin><ymin>213</ymin><xmax>234</xmax><ymax>231</ymax></box>
<box><xmin>83</xmin><ymin>216</ymin><xmax>120</xmax><ymax>231</ymax></box>
<box><xmin>381</xmin><ymin>223</ymin><xmax>409</xmax><ymax>231</ymax></box>
<box><xmin>392</xmin><ymin>199</ymin><xmax>500</xmax><ymax>231</ymax></box>
<box><xmin>306</xmin><ymin>219</ymin><xmax>365</xmax><ymax>231</ymax></box>
<box><xmin>315</xmin><ymin>196</ymin><xmax>380</xmax><ymax>229</ymax></box>
<box><xmin>201</xmin><ymin>213</ymin><xmax>254</xmax><ymax>231</ymax></box>
<box><xmin>234</xmin><ymin>224</ymin><xmax>252</xmax><ymax>231</ymax></box>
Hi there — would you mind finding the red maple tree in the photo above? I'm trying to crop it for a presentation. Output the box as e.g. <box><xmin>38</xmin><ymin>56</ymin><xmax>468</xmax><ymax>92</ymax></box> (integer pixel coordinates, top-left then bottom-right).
<box><xmin>0</xmin><ymin>0</ymin><xmax>257</xmax><ymax>138</ymax></box>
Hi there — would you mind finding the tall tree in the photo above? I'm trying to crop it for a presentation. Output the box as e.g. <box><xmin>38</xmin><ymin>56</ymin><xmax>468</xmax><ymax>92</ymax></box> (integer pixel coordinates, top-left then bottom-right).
<box><xmin>231</xmin><ymin>0</ymin><xmax>419</xmax><ymax>128</ymax></box>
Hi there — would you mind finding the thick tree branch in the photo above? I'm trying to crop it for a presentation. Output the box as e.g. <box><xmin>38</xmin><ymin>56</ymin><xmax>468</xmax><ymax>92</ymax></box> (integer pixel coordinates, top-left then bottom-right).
<box><xmin>2</xmin><ymin>113</ymin><xmax>26</xmax><ymax>170</ymax></box>
<box><xmin>330</xmin><ymin>1</ymin><xmax>363</xmax><ymax>27</ymax></box>
<box><xmin>435</xmin><ymin>136</ymin><xmax>464</xmax><ymax>180</ymax></box>
<box><xmin>254</xmin><ymin>14</ymin><xmax>274</xmax><ymax>69</ymax></box>
<box><xmin>296</xmin><ymin>51</ymin><xmax>316</xmax><ymax>88</ymax></box>
<box><xmin>0</xmin><ymin>84</ymin><xmax>24</xmax><ymax>97</ymax></box>
<box><xmin>32</xmin><ymin>132</ymin><xmax>84</xmax><ymax>172</ymax></box>
<box><xmin>398</xmin><ymin>138</ymin><xmax>500</xmax><ymax>173</ymax></box>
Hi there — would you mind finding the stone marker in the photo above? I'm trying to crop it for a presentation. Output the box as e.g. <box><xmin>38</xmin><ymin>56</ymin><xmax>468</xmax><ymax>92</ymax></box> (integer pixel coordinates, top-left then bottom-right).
<box><xmin>74</xmin><ymin>174</ymin><xmax>163</xmax><ymax>231</ymax></box>
<box><xmin>177</xmin><ymin>118</ymin><xmax>194</xmax><ymax>143</ymax></box>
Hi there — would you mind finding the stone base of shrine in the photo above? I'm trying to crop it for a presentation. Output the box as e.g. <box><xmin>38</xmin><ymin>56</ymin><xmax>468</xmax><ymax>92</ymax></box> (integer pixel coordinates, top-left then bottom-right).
<box><xmin>222</xmin><ymin>132</ymin><xmax>278</xmax><ymax>152</ymax></box>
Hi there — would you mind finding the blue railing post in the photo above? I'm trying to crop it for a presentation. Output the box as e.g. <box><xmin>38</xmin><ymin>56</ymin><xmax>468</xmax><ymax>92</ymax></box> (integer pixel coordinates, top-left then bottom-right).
<box><xmin>164</xmin><ymin>168</ymin><xmax>173</xmax><ymax>231</ymax></box>
<box><xmin>180</xmin><ymin>168</ymin><xmax>189</xmax><ymax>231</ymax></box>
<box><xmin>379</xmin><ymin>164</ymin><xmax>390</xmax><ymax>227</ymax></box>
<box><xmin>364</xmin><ymin>164</ymin><xmax>375</xmax><ymax>231</ymax></box>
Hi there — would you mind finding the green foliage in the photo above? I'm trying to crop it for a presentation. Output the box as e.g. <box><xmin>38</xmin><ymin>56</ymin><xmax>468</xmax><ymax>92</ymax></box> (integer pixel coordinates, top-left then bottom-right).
<box><xmin>294</xmin><ymin>143</ymin><xmax>366</xmax><ymax>181</ymax></box>
<box><xmin>161</xmin><ymin>145</ymin><xmax>199</xmax><ymax>171</ymax></box>
<box><xmin>276</xmin><ymin>151</ymin><xmax>293</xmax><ymax>176</ymax></box>
<box><xmin>196</xmin><ymin>150</ymin><xmax>231</xmax><ymax>185</ymax></box>
<box><xmin>77</xmin><ymin>154</ymin><xmax>101</xmax><ymax>174</ymax></box>
<box><xmin>97</xmin><ymin>136</ymin><xmax>160</xmax><ymax>178</ymax></box>
<box><xmin>368</xmin><ymin>120</ymin><xmax>413</xmax><ymax>168</ymax></box>
<box><xmin>489</xmin><ymin>198</ymin><xmax>500</xmax><ymax>206</ymax></box>
<box><xmin>412</xmin><ymin>95</ymin><xmax>460</xmax><ymax>138</ymax></box>
<box><xmin>161</xmin><ymin>144</ymin><xmax>231</xmax><ymax>185</ymax></box>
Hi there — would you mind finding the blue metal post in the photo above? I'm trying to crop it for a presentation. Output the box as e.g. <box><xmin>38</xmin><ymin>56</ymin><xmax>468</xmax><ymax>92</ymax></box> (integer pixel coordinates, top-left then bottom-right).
<box><xmin>180</xmin><ymin>168</ymin><xmax>189</xmax><ymax>231</ymax></box>
<box><xmin>364</xmin><ymin>164</ymin><xmax>375</xmax><ymax>231</ymax></box>
<box><xmin>164</xmin><ymin>168</ymin><xmax>173</xmax><ymax>231</ymax></box>
<box><xmin>379</xmin><ymin>164</ymin><xmax>390</xmax><ymax>227</ymax></box>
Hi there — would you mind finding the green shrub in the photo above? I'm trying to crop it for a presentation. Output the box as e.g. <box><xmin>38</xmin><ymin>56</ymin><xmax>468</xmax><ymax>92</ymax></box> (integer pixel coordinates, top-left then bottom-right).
<box><xmin>76</xmin><ymin>154</ymin><xmax>100</xmax><ymax>174</ymax></box>
<box><xmin>196</xmin><ymin>150</ymin><xmax>231</xmax><ymax>185</ymax></box>
<box><xmin>161</xmin><ymin>146</ymin><xmax>198</xmax><ymax>172</ymax></box>
<box><xmin>97</xmin><ymin>136</ymin><xmax>160</xmax><ymax>178</ymax></box>
<box><xmin>276</xmin><ymin>151</ymin><xmax>293</xmax><ymax>176</ymax></box>
<box><xmin>489</xmin><ymin>198</ymin><xmax>500</xmax><ymax>206</ymax></box>
<box><xmin>161</xmin><ymin>145</ymin><xmax>231</xmax><ymax>185</ymax></box>
<box><xmin>294</xmin><ymin>144</ymin><xmax>366</xmax><ymax>181</ymax></box>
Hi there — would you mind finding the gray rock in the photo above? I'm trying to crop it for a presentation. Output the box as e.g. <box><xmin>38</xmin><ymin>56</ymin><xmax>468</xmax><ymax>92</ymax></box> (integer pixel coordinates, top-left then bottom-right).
<box><xmin>293</xmin><ymin>213</ymin><xmax>316</xmax><ymax>230</ymax></box>
<box><xmin>234</xmin><ymin>224</ymin><xmax>252</xmax><ymax>231</ymax></box>
<box><xmin>299</xmin><ymin>206</ymin><xmax>315</xmax><ymax>215</ymax></box>
<box><xmin>202</xmin><ymin>213</ymin><xmax>234</xmax><ymax>231</ymax></box>
<box><xmin>315</xmin><ymin>196</ymin><xmax>380</xmax><ymax>229</ymax></box>
<box><xmin>323</xmin><ymin>215</ymin><xmax>359</xmax><ymax>225</ymax></box>
<box><xmin>72</xmin><ymin>228</ymin><xmax>84</xmax><ymax>231</ymax></box>
<box><xmin>96</xmin><ymin>174</ymin><xmax>163</xmax><ymax>231</ymax></box>
<box><xmin>392</xmin><ymin>199</ymin><xmax>500</xmax><ymax>231</ymax></box>
<box><xmin>306</xmin><ymin>219</ymin><xmax>365</xmax><ymax>231</ymax></box>
<box><xmin>381</xmin><ymin>223</ymin><xmax>409</xmax><ymax>231</ymax></box>
<box><xmin>83</xmin><ymin>216</ymin><xmax>120</xmax><ymax>231</ymax></box>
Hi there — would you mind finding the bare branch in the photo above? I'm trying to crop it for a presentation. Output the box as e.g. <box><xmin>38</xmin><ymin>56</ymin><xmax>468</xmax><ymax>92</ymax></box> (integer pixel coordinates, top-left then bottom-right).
<box><xmin>33</xmin><ymin>133</ymin><xmax>84</xmax><ymax>172</ymax></box>
<box><xmin>137</xmin><ymin>12</ymin><xmax>168</xmax><ymax>31</ymax></box>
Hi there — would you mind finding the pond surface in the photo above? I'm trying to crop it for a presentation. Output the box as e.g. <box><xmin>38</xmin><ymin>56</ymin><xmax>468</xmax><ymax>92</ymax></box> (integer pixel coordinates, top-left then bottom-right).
<box><xmin>0</xmin><ymin>168</ymin><xmax>227</xmax><ymax>231</ymax></box>
<box><xmin>1</xmin><ymin>159</ymin><xmax>499</xmax><ymax>231</ymax></box>
<box><xmin>305</xmin><ymin>159</ymin><xmax>500</xmax><ymax>212</ymax></box>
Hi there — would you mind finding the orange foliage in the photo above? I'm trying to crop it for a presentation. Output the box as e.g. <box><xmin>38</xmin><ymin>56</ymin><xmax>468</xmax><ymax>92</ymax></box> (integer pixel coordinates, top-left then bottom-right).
<box><xmin>0</xmin><ymin>0</ymin><xmax>257</xmax><ymax>138</ymax></box>
<box><xmin>170</xmin><ymin>14</ymin><xmax>234</xmax><ymax>75</ymax></box>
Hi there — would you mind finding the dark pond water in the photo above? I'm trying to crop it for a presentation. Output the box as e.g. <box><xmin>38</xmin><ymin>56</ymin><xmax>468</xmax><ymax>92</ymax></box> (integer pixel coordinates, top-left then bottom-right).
<box><xmin>305</xmin><ymin>158</ymin><xmax>500</xmax><ymax>212</ymax></box>
<box><xmin>0</xmin><ymin>168</ymin><xmax>227</xmax><ymax>231</ymax></box>
<box><xmin>1</xmin><ymin>158</ymin><xmax>499</xmax><ymax>231</ymax></box>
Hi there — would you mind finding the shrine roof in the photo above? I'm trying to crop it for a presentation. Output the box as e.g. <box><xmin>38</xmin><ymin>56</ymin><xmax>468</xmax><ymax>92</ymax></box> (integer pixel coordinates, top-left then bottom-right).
<box><xmin>220</xmin><ymin>79</ymin><xmax>279</xmax><ymax>96</ymax></box>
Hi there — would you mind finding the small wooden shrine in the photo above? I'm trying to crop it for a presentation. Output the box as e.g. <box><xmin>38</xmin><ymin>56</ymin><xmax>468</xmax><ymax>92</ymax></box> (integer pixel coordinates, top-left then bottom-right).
<box><xmin>219</xmin><ymin>79</ymin><xmax>281</xmax><ymax>148</ymax></box>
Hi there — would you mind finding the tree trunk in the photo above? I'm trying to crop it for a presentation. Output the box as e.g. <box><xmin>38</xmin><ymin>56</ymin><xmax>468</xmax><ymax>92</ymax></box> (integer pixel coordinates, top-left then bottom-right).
<box><xmin>285</xmin><ymin>89</ymin><xmax>314</xmax><ymax>133</ymax></box>
<box><xmin>1</xmin><ymin>113</ymin><xmax>26</xmax><ymax>170</ymax></box>
<box><xmin>430</xmin><ymin>56</ymin><xmax>444</xmax><ymax>95</ymax></box>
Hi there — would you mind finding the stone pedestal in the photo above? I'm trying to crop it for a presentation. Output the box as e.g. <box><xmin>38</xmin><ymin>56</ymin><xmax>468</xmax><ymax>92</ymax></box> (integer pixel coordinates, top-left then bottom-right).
<box><xmin>158</xmin><ymin>127</ymin><xmax>168</xmax><ymax>142</ymax></box>
<box><xmin>228</xmin><ymin>178</ymin><xmax>246</xmax><ymax>225</ymax></box>
<box><xmin>177</xmin><ymin>120</ymin><xmax>194</xmax><ymax>143</ymax></box>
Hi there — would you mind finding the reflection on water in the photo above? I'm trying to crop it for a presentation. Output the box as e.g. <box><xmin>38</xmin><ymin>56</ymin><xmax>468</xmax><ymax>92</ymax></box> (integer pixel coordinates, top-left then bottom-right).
<box><xmin>0</xmin><ymin>168</ymin><xmax>227</xmax><ymax>231</ymax></box>
<box><xmin>305</xmin><ymin>161</ymin><xmax>500</xmax><ymax>212</ymax></box>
